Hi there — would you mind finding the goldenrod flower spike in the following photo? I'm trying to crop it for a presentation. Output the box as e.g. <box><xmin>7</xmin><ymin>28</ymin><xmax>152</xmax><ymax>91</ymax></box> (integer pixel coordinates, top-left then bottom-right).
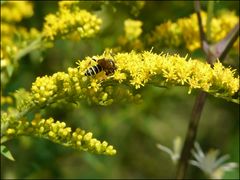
<box><xmin>112</xmin><ymin>51</ymin><xmax>239</xmax><ymax>99</ymax></box>
<box><xmin>4</xmin><ymin>115</ymin><xmax>116</xmax><ymax>156</ymax></box>
<box><xmin>30</xmin><ymin>50</ymin><xmax>239</xmax><ymax>108</ymax></box>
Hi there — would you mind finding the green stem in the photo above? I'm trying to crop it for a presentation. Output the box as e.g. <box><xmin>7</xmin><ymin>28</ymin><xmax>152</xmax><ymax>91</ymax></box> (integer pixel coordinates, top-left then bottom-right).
<box><xmin>13</xmin><ymin>36</ymin><xmax>43</xmax><ymax>62</ymax></box>
<box><xmin>206</xmin><ymin>1</ymin><xmax>214</xmax><ymax>42</ymax></box>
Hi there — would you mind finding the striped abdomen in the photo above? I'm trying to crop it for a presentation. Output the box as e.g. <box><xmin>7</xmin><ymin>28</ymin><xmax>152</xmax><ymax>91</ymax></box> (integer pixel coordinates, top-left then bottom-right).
<box><xmin>84</xmin><ymin>64</ymin><xmax>103</xmax><ymax>76</ymax></box>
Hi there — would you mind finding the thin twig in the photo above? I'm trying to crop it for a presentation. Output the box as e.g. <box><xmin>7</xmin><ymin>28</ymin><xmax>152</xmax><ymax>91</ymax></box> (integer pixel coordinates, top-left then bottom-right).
<box><xmin>194</xmin><ymin>1</ymin><xmax>211</xmax><ymax>64</ymax></box>
<box><xmin>194</xmin><ymin>1</ymin><xmax>206</xmax><ymax>44</ymax></box>
<box><xmin>206</xmin><ymin>1</ymin><xmax>214</xmax><ymax>41</ymax></box>
<box><xmin>217</xmin><ymin>23</ymin><xmax>239</xmax><ymax>61</ymax></box>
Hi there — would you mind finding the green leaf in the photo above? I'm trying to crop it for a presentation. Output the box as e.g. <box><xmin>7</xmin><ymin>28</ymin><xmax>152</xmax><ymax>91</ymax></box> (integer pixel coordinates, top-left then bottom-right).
<box><xmin>6</xmin><ymin>65</ymin><xmax>14</xmax><ymax>77</ymax></box>
<box><xmin>1</xmin><ymin>145</ymin><xmax>15</xmax><ymax>161</ymax></box>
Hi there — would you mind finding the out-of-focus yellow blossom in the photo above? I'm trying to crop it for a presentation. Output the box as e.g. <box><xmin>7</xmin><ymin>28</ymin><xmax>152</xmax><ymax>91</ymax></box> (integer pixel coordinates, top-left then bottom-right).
<box><xmin>1</xmin><ymin>1</ymin><xmax>33</xmax><ymax>22</ymax></box>
<box><xmin>1</xmin><ymin>1</ymin><xmax>102</xmax><ymax>89</ymax></box>
<box><xmin>1</xmin><ymin>1</ymin><xmax>38</xmax><ymax>60</ymax></box>
<box><xmin>30</xmin><ymin>51</ymin><xmax>239</xmax><ymax>108</ymax></box>
<box><xmin>117</xmin><ymin>19</ymin><xmax>144</xmax><ymax>51</ymax></box>
<box><xmin>42</xmin><ymin>2</ymin><xmax>102</xmax><ymax>41</ymax></box>
<box><xmin>124</xmin><ymin>19</ymin><xmax>143</xmax><ymax>41</ymax></box>
<box><xmin>149</xmin><ymin>11</ymin><xmax>239</xmax><ymax>52</ymax></box>
<box><xmin>1</xmin><ymin>96</ymin><xmax>13</xmax><ymax>105</ymax></box>
<box><xmin>148</xmin><ymin>21</ymin><xmax>182</xmax><ymax>48</ymax></box>
<box><xmin>1</xmin><ymin>1</ymin><xmax>41</xmax><ymax>89</ymax></box>
<box><xmin>210</xmin><ymin>11</ymin><xmax>238</xmax><ymax>42</ymax></box>
<box><xmin>177</xmin><ymin>12</ymin><xmax>205</xmax><ymax>51</ymax></box>
<box><xmin>3</xmin><ymin>114</ymin><xmax>116</xmax><ymax>155</ymax></box>
<box><xmin>1</xmin><ymin>23</ymin><xmax>40</xmax><ymax>58</ymax></box>
<box><xmin>117</xmin><ymin>36</ymin><xmax>144</xmax><ymax>51</ymax></box>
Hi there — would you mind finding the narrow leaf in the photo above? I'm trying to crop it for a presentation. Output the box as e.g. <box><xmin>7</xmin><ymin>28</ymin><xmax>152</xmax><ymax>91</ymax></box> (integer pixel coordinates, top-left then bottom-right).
<box><xmin>1</xmin><ymin>145</ymin><xmax>15</xmax><ymax>161</ymax></box>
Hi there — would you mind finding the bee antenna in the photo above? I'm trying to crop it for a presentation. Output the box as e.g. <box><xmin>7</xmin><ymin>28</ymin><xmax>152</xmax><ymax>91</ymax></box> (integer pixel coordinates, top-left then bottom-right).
<box><xmin>109</xmin><ymin>50</ymin><xmax>116</xmax><ymax>59</ymax></box>
<box><xmin>92</xmin><ymin>57</ymin><xmax>97</xmax><ymax>62</ymax></box>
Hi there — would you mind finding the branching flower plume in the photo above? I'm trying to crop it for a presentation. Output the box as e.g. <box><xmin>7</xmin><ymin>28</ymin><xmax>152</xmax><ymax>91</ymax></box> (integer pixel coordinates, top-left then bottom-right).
<box><xmin>27</xmin><ymin>50</ymin><xmax>239</xmax><ymax>110</ymax></box>
<box><xmin>0</xmin><ymin>1</ymin><xmax>239</xmax><ymax>179</ymax></box>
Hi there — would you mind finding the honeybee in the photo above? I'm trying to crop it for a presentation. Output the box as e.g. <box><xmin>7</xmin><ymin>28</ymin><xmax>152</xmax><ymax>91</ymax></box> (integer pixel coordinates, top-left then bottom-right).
<box><xmin>85</xmin><ymin>58</ymin><xmax>117</xmax><ymax>76</ymax></box>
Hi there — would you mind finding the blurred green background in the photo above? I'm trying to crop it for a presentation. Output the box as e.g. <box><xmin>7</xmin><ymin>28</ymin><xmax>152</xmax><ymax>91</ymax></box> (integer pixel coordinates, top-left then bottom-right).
<box><xmin>1</xmin><ymin>1</ymin><xmax>239</xmax><ymax>179</ymax></box>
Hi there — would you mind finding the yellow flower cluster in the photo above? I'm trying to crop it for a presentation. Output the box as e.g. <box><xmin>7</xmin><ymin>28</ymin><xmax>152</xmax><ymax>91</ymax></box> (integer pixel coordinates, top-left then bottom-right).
<box><xmin>42</xmin><ymin>2</ymin><xmax>102</xmax><ymax>41</ymax></box>
<box><xmin>149</xmin><ymin>21</ymin><xmax>182</xmax><ymax>48</ymax></box>
<box><xmin>30</xmin><ymin>51</ymin><xmax>239</xmax><ymax>106</ymax></box>
<box><xmin>1</xmin><ymin>1</ymin><xmax>36</xmax><ymax>55</ymax></box>
<box><xmin>1</xmin><ymin>1</ymin><xmax>40</xmax><ymax>88</ymax></box>
<box><xmin>124</xmin><ymin>19</ymin><xmax>143</xmax><ymax>41</ymax></box>
<box><xmin>1</xmin><ymin>96</ymin><xmax>13</xmax><ymax>105</ymax></box>
<box><xmin>113</xmin><ymin>51</ymin><xmax>239</xmax><ymax>97</ymax></box>
<box><xmin>4</xmin><ymin>115</ymin><xmax>116</xmax><ymax>155</ymax></box>
<box><xmin>1</xmin><ymin>24</ymin><xmax>40</xmax><ymax>58</ymax></box>
<box><xmin>1</xmin><ymin>1</ymin><xmax>33</xmax><ymax>22</ymax></box>
<box><xmin>117</xmin><ymin>19</ymin><xmax>144</xmax><ymax>51</ymax></box>
<box><xmin>31</xmin><ymin>63</ymin><xmax>141</xmax><ymax>107</ymax></box>
<box><xmin>149</xmin><ymin>11</ymin><xmax>239</xmax><ymax>51</ymax></box>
